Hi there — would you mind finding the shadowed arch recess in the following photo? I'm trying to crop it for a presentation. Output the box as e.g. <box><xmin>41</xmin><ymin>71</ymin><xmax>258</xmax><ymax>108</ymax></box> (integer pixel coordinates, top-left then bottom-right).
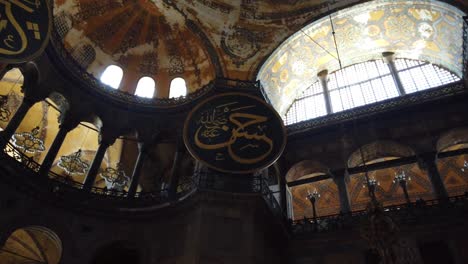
<box><xmin>348</xmin><ymin>140</ymin><xmax>415</xmax><ymax>168</ymax></box>
<box><xmin>286</xmin><ymin>160</ymin><xmax>329</xmax><ymax>182</ymax></box>
<box><xmin>0</xmin><ymin>226</ymin><xmax>62</xmax><ymax>264</ymax></box>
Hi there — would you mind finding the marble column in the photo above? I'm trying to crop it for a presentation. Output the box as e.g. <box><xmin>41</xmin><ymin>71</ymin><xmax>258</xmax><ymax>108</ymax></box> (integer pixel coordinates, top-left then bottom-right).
<box><xmin>0</xmin><ymin>98</ymin><xmax>35</xmax><ymax>150</ymax></box>
<box><xmin>38</xmin><ymin>114</ymin><xmax>79</xmax><ymax>177</ymax></box>
<box><xmin>333</xmin><ymin>171</ymin><xmax>352</xmax><ymax>214</ymax></box>
<box><xmin>383</xmin><ymin>52</ymin><xmax>406</xmax><ymax>96</ymax></box>
<box><xmin>169</xmin><ymin>139</ymin><xmax>185</xmax><ymax>199</ymax></box>
<box><xmin>317</xmin><ymin>69</ymin><xmax>332</xmax><ymax>114</ymax></box>
<box><xmin>128</xmin><ymin>142</ymin><xmax>147</xmax><ymax>197</ymax></box>
<box><xmin>83</xmin><ymin>134</ymin><xmax>116</xmax><ymax>191</ymax></box>
<box><xmin>418</xmin><ymin>152</ymin><xmax>448</xmax><ymax>199</ymax></box>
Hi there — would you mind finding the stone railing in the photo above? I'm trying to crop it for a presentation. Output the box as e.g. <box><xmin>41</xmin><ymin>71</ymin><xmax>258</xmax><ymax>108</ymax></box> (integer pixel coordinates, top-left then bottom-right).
<box><xmin>1</xmin><ymin>142</ymin><xmax>182</xmax><ymax>203</ymax></box>
<box><xmin>290</xmin><ymin>194</ymin><xmax>468</xmax><ymax>235</ymax></box>
<box><xmin>0</xmin><ymin>142</ymin><xmax>282</xmax><ymax>215</ymax></box>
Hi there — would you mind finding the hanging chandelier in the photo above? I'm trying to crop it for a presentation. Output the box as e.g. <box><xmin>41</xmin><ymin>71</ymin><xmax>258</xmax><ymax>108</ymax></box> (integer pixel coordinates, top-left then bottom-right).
<box><xmin>57</xmin><ymin>149</ymin><xmax>89</xmax><ymax>175</ymax></box>
<box><xmin>12</xmin><ymin>127</ymin><xmax>45</xmax><ymax>153</ymax></box>
<box><xmin>461</xmin><ymin>160</ymin><xmax>468</xmax><ymax>172</ymax></box>
<box><xmin>99</xmin><ymin>163</ymin><xmax>129</xmax><ymax>191</ymax></box>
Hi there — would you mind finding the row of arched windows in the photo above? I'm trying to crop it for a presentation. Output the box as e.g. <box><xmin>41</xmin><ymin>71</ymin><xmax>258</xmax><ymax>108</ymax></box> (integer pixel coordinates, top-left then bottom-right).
<box><xmin>284</xmin><ymin>59</ymin><xmax>461</xmax><ymax>125</ymax></box>
<box><xmin>99</xmin><ymin>65</ymin><xmax>187</xmax><ymax>99</ymax></box>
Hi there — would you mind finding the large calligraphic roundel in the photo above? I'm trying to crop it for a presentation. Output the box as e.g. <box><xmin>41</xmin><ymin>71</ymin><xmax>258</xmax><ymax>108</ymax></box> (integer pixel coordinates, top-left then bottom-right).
<box><xmin>184</xmin><ymin>92</ymin><xmax>286</xmax><ymax>174</ymax></box>
<box><xmin>0</xmin><ymin>0</ymin><xmax>52</xmax><ymax>63</ymax></box>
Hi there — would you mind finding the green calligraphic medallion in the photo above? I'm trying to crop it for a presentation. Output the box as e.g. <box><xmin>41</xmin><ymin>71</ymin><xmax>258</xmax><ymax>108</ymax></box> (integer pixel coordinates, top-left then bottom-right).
<box><xmin>0</xmin><ymin>0</ymin><xmax>52</xmax><ymax>63</ymax></box>
<box><xmin>184</xmin><ymin>92</ymin><xmax>286</xmax><ymax>174</ymax></box>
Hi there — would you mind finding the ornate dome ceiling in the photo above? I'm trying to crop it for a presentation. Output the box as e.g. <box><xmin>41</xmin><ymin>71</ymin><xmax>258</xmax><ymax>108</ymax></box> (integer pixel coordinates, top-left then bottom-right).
<box><xmin>258</xmin><ymin>0</ymin><xmax>466</xmax><ymax>115</ymax></box>
<box><xmin>53</xmin><ymin>0</ymin><xmax>218</xmax><ymax>97</ymax></box>
<box><xmin>54</xmin><ymin>0</ymin><xmax>401</xmax><ymax>97</ymax></box>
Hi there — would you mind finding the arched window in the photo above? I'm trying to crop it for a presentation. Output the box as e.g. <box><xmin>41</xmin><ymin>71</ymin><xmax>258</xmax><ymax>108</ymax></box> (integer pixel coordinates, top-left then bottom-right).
<box><xmin>134</xmin><ymin>77</ymin><xmax>155</xmax><ymax>98</ymax></box>
<box><xmin>169</xmin><ymin>77</ymin><xmax>187</xmax><ymax>98</ymax></box>
<box><xmin>53</xmin><ymin>12</ymin><xmax>72</xmax><ymax>38</ymax></box>
<box><xmin>284</xmin><ymin>59</ymin><xmax>460</xmax><ymax>125</ymax></box>
<box><xmin>327</xmin><ymin>60</ymin><xmax>399</xmax><ymax>113</ymax></box>
<box><xmin>100</xmin><ymin>65</ymin><xmax>123</xmax><ymax>89</ymax></box>
<box><xmin>71</xmin><ymin>44</ymin><xmax>96</xmax><ymax>69</ymax></box>
<box><xmin>259</xmin><ymin>0</ymin><xmax>464</xmax><ymax>126</ymax></box>
<box><xmin>285</xmin><ymin>82</ymin><xmax>326</xmax><ymax>124</ymax></box>
<box><xmin>395</xmin><ymin>59</ymin><xmax>460</xmax><ymax>94</ymax></box>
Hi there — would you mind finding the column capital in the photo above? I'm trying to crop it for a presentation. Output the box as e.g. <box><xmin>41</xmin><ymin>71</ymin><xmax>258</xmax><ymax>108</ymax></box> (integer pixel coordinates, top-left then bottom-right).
<box><xmin>18</xmin><ymin>62</ymin><xmax>47</xmax><ymax>100</ymax></box>
<box><xmin>58</xmin><ymin>112</ymin><xmax>81</xmax><ymax>132</ymax></box>
<box><xmin>137</xmin><ymin>141</ymin><xmax>147</xmax><ymax>153</ymax></box>
<box><xmin>416</xmin><ymin>152</ymin><xmax>438</xmax><ymax>171</ymax></box>
<box><xmin>317</xmin><ymin>69</ymin><xmax>329</xmax><ymax>80</ymax></box>
<box><xmin>382</xmin><ymin>51</ymin><xmax>396</xmax><ymax>63</ymax></box>
<box><xmin>98</xmin><ymin>127</ymin><xmax>118</xmax><ymax>146</ymax></box>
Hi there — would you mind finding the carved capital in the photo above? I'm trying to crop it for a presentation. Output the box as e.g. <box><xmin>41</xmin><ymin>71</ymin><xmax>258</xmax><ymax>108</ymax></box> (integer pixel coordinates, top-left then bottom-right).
<box><xmin>382</xmin><ymin>51</ymin><xmax>395</xmax><ymax>64</ymax></box>
<box><xmin>58</xmin><ymin>111</ymin><xmax>81</xmax><ymax>132</ymax></box>
<box><xmin>98</xmin><ymin>127</ymin><xmax>119</xmax><ymax>146</ymax></box>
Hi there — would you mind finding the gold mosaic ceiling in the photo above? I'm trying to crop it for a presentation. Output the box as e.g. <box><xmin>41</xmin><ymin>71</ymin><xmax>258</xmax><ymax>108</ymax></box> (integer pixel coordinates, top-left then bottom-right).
<box><xmin>258</xmin><ymin>0</ymin><xmax>466</xmax><ymax>115</ymax></box>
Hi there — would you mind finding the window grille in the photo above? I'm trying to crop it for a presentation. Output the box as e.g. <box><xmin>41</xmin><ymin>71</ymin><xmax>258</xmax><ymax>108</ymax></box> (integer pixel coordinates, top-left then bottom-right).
<box><xmin>71</xmin><ymin>45</ymin><xmax>96</xmax><ymax>69</ymax></box>
<box><xmin>395</xmin><ymin>59</ymin><xmax>459</xmax><ymax>94</ymax></box>
<box><xmin>54</xmin><ymin>13</ymin><xmax>72</xmax><ymax>38</ymax></box>
<box><xmin>284</xmin><ymin>59</ymin><xmax>461</xmax><ymax>125</ymax></box>
<box><xmin>285</xmin><ymin>82</ymin><xmax>326</xmax><ymax>125</ymax></box>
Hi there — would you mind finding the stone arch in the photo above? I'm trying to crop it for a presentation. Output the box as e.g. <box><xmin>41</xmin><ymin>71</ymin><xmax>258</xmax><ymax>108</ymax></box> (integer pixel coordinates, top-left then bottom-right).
<box><xmin>348</xmin><ymin>140</ymin><xmax>415</xmax><ymax>168</ymax></box>
<box><xmin>285</xmin><ymin>160</ymin><xmax>329</xmax><ymax>183</ymax></box>
<box><xmin>0</xmin><ymin>226</ymin><xmax>62</xmax><ymax>264</ymax></box>
<box><xmin>436</xmin><ymin>127</ymin><xmax>468</xmax><ymax>152</ymax></box>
